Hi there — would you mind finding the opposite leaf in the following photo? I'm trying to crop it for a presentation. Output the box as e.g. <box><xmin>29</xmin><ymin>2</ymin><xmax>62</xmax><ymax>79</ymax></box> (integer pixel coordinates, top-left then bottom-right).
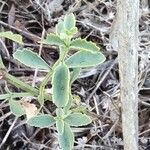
<box><xmin>27</xmin><ymin>114</ymin><xmax>55</xmax><ymax>128</ymax></box>
<box><xmin>52</xmin><ymin>63</ymin><xmax>70</xmax><ymax>107</ymax></box>
<box><xmin>63</xmin><ymin>94</ymin><xmax>74</xmax><ymax>113</ymax></box>
<box><xmin>70</xmin><ymin>68</ymin><xmax>81</xmax><ymax>84</ymax></box>
<box><xmin>0</xmin><ymin>31</ymin><xmax>23</xmax><ymax>44</ymax></box>
<box><xmin>41</xmin><ymin>34</ymin><xmax>65</xmax><ymax>46</ymax></box>
<box><xmin>70</xmin><ymin>38</ymin><xmax>99</xmax><ymax>53</ymax></box>
<box><xmin>58</xmin><ymin>123</ymin><xmax>74</xmax><ymax>150</ymax></box>
<box><xmin>66</xmin><ymin>27</ymin><xmax>78</xmax><ymax>37</ymax></box>
<box><xmin>9</xmin><ymin>99</ymin><xmax>25</xmax><ymax>117</ymax></box>
<box><xmin>64</xmin><ymin>13</ymin><xmax>76</xmax><ymax>31</ymax></box>
<box><xmin>13</xmin><ymin>49</ymin><xmax>50</xmax><ymax>70</ymax></box>
<box><xmin>56</xmin><ymin>120</ymin><xmax>64</xmax><ymax>135</ymax></box>
<box><xmin>65</xmin><ymin>51</ymin><xmax>106</xmax><ymax>68</ymax></box>
<box><xmin>56</xmin><ymin>108</ymin><xmax>64</xmax><ymax>117</ymax></box>
<box><xmin>56</xmin><ymin>21</ymin><xmax>65</xmax><ymax>35</ymax></box>
<box><xmin>64</xmin><ymin>113</ymin><xmax>92</xmax><ymax>127</ymax></box>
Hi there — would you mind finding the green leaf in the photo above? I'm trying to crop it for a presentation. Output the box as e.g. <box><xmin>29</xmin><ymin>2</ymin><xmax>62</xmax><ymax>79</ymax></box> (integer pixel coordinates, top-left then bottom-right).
<box><xmin>64</xmin><ymin>13</ymin><xmax>76</xmax><ymax>31</ymax></box>
<box><xmin>59</xmin><ymin>32</ymin><xmax>69</xmax><ymax>42</ymax></box>
<box><xmin>70</xmin><ymin>68</ymin><xmax>81</xmax><ymax>84</ymax></box>
<box><xmin>56</xmin><ymin>120</ymin><xmax>64</xmax><ymax>135</ymax></box>
<box><xmin>0</xmin><ymin>31</ymin><xmax>23</xmax><ymax>44</ymax></box>
<box><xmin>69</xmin><ymin>27</ymin><xmax>78</xmax><ymax>35</ymax></box>
<box><xmin>71</xmin><ymin>105</ymin><xmax>87</xmax><ymax>114</ymax></box>
<box><xmin>9</xmin><ymin>99</ymin><xmax>25</xmax><ymax>117</ymax></box>
<box><xmin>64</xmin><ymin>113</ymin><xmax>92</xmax><ymax>127</ymax></box>
<box><xmin>56</xmin><ymin>21</ymin><xmax>65</xmax><ymax>35</ymax></box>
<box><xmin>58</xmin><ymin>123</ymin><xmax>74</xmax><ymax>150</ymax></box>
<box><xmin>63</xmin><ymin>94</ymin><xmax>74</xmax><ymax>113</ymax></box>
<box><xmin>13</xmin><ymin>48</ymin><xmax>50</xmax><ymax>70</ymax></box>
<box><xmin>41</xmin><ymin>34</ymin><xmax>65</xmax><ymax>46</ymax></box>
<box><xmin>56</xmin><ymin>108</ymin><xmax>64</xmax><ymax>117</ymax></box>
<box><xmin>65</xmin><ymin>51</ymin><xmax>106</xmax><ymax>68</ymax></box>
<box><xmin>52</xmin><ymin>63</ymin><xmax>70</xmax><ymax>107</ymax></box>
<box><xmin>27</xmin><ymin>114</ymin><xmax>56</xmax><ymax>128</ymax></box>
<box><xmin>66</xmin><ymin>27</ymin><xmax>78</xmax><ymax>37</ymax></box>
<box><xmin>70</xmin><ymin>38</ymin><xmax>99</xmax><ymax>53</ymax></box>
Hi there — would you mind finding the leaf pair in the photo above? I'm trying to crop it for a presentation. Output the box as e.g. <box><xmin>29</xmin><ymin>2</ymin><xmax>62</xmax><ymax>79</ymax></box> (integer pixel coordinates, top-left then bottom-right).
<box><xmin>58</xmin><ymin>112</ymin><xmax>92</xmax><ymax>150</ymax></box>
<box><xmin>26</xmin><ymin>113</ymin><xmax>74</xmax><ymax>150</ymax></box>
<box><xmin>42</xmin><ymin>14</ymin><xmax>77</xmax><ymax>47</ymax></box>
<box><xmin>27</xmin><ymin>112</ymin><xmax>91</xmax><ymax>128</ymax></box>
<box><xmin>56</xmin><ymin>13</ymin><xmax>77</xmax><ymax>38</ymax></box>
<box><xmin>13</xmin><ymin>48</ymin><xmax>106</xmax><ymax>71</ymax></box>
<box><xmin>27</xmin><ymin>112</ymin><xmax>92</xmax><ymax>150</ymax></box>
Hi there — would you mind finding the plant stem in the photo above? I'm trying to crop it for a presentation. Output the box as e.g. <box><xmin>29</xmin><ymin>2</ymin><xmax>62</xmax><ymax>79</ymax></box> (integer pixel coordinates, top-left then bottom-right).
<box><xmin>5</xmin><ymin>72</ymin><xmax>39</xmax><ymax>94</ymax></box>
<box><xmin>0</xmin><ymin>69</ymin><xmax>51</xmax><ymax>100</ymax></box>
<box><xmin>39</xmin><ymin>70</ymin><xmax>52</xmax><ymax>104</ymax></box>
<box><xmin>38</xmin><ymin>46</ymin><xmax>69</xmax><ymax>105</ymax></box>
<box><xmin>0</xmin><ymin>55</ymin><xmax>51</xmax><ymax>100</ymax></box>
<box><xmin>0</xmin><ymin>92</ymin><xmax>33</xmax><ymax>100</ymax></box>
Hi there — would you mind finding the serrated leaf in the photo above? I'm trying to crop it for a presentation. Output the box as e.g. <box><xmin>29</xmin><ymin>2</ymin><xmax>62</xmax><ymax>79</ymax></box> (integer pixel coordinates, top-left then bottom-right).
<box><xmin>41</xmin><ymin>34</ymin><xmax>65</xmax><ymax>46</ymax></box>
<box><xmin>64</xmin><ymin>13</ymin><xmax>76</xmax><ymax>31</ymax></box>
<box><xmin>56</xmin><ymin>21</ymin><xmax>65</xmax><ymax>35</ymax></box>
<box><xmin>52</xmin><ymin>63</ymin><xmax>70</xmax><ymax>107</ymax></box>
<box><xmin>58</xmin><ymin>123</ymin><xmax>74</xmax><ymax>150</ymax></box>
<box><xmin>27</xmin><ymin>114</ymin><xmax>55</xmax><ymax>128</ymax></box>
<box><xmin>65</xmin><ymin>51</ymin><xmax>106</xmax><ymax>68</ymax></box>
<box><xmin>9</xmin><ymin>99</ymin><xmax>25</xmax><ymax>117</ymax></box>
<box><xmin>56</xmin><ymin>120</ymin><xmax>64</xmax><ymax>135</ymax></box>
<box><xmin>64</xmin><ymin>113</ymin><xmax>92</xmax><ymax>127</ymax></box>
<box><xmin>0</xmin><ymin>31</ymin><xmax>23</xmax><ymax>44</ymax></box>
<box><xmin>70</xmin><ymin>68</ymin><xmax>81</xmax><ymax>84</ymax></box>
<box><xmin>13</xmin><ymin>49</ymin><xmax>50</xmax><ymax>70</ymax></box>
<box><xmin>70</xmin><ymin>38</ymin><xmax>99</xmax><ymax>53</ymax></box>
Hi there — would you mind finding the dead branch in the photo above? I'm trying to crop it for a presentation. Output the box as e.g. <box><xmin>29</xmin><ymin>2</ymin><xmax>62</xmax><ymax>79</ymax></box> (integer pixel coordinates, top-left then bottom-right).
<box><xmin>112</xmin><ymin>0</ymin><xmax>139</xmax><ymax>149</ymax></box>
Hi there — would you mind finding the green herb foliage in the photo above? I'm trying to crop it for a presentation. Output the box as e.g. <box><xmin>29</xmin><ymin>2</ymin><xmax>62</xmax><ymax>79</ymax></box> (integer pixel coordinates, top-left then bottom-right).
<box><xmin>0</xmin><ymin>13</ymin><xmax>106</xmax><ymax>150</ymax></box>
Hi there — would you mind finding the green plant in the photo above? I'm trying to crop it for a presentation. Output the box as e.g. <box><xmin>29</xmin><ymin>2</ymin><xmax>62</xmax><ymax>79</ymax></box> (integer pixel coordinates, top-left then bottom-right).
<box><xmin>0</xmin><ymin>13</ymin><xmax>106</xmax><ymax>149</ymax></box>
